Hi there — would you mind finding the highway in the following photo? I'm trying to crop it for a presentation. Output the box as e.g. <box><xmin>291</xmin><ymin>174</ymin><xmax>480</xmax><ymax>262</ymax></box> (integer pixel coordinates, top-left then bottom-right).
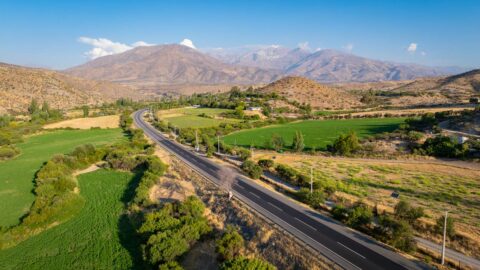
<box><xmin>134</xmin><ymin>109</ymin><xmax>428</xmax><ymax>270</ymax></box>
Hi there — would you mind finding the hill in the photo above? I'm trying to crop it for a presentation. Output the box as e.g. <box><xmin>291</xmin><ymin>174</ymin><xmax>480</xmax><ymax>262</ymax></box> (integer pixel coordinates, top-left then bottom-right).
<box><xmin>65</xmin><ymin>44</ymin><xmax>280</xmax><ymax>89</ymax></box>
<box><xmin>259</xmin><ymin>76</ymin><xmax>361</xmax><ymax>109</ymax></box>
<box><xmin>0</xmin><ymin>63</ymin><xmax>137</xmax><ymax>113</ymax></box>
<box><xmin>338</xmin><ymin>69</ymin><xmax>480</xmax><ymax>107</ymax></box>
<box><xmin>285</xmin><ymin>49</ymin><xmax>459</xmax><ymax>82</ymax></box>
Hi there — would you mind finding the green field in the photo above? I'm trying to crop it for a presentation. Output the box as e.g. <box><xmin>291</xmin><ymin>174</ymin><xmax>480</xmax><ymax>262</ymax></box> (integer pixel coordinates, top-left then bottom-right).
<box><xmin>0</xmin><ymin>169</ymin><xmax>144</xmax><ymax>270</ymax></box>
<box><xmin>223</xmin><ymin>118</ymin><xmax>405</xmax><ymax>150</ymax></box>
<box><xmin>157</xmin><ymin>107</ymin><xmax>240</xmax><ymax>128</ymax></box>
<box><xmin>0</xmin><ymin>129</ymin><xmax>125</xmax><ymax>227</ymax></box>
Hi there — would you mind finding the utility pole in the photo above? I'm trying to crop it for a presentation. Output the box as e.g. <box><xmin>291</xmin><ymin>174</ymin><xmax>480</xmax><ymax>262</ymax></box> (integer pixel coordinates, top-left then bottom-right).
<box><xmin>441</xmin><ymin>211</ymin><xmax>448</xmax><ymax>265</ymax></box>
<box><xmin>310</xmin><ymin>166</ymin><xmax>313</xmax><ymax>194</ymax></box>
<box><xmin>195</xmin><ymin>130</ymin><xmax>199</xmax><ymax>152</ymax></box>
<box><xmin>217</xmin><ymin>135</ymin><xmax>220</xmax><ymax>154</ymax></box>
<box><xmin>250</xmin><ymin>144</ymin><xmax>254</xmax><ymax>160</ymax></box>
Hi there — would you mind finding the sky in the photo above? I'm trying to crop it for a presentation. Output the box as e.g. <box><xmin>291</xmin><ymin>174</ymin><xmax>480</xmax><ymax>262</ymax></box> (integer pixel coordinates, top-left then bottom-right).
<box><xmin>0</xmin><ymin>0</ymin><xmax>478</xmax><ymax>70</ymax></box>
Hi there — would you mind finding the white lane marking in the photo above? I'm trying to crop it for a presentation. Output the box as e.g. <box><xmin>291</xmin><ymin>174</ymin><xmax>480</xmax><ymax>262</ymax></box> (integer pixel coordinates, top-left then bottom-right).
<box><xmin>337</xmin><ymin>242</ymin><xmax>366</xmax><ymax>259</ymax></box>
<box><xmin>235</xmin><ymin>184</ymin><xmax>245</xmax><ymax>190</ymax></box>
<box><xmin>267</xmin><ymin>201</ymin><xmax>283</xmax><ymax>212</ymax></box>
<box><xmin>249</xmin><ymin>191</ymin><xmax>261</xmax><ymax>199</ymax></box>
<box><xmin>294</xmin><ymin>217</ymin><xmax>318</xmax><ymax>231</ymax></box>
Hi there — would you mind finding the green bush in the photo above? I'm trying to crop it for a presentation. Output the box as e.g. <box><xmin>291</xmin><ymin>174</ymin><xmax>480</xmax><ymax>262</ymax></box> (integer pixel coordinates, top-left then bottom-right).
<box><xmin>139</xmin><ymin>196</ymin><xmax>211</xmax><ymax>267</ymax></box>
<box><xmin>394</xmin><ymin>201</ymin><xmax>424</xmax><ymax>223</ymax></box>
<box><xmin>375</xmin><ymin>215</ymin><xmax>416</xmax><ymax>253</ymax></box>
<box><xmin>241</xmin><ymin>160</ymin><xmax>263</xmax><ymax>179</ymax></box>
<box><xmin>419</xmin><ymin>136</ymin><xmax>468</xmax><ymax>158</ymax></box>
<box><xmin>220</xmin><ymin>257</ymin><xmax>276</xmax><ymax>270</ymax></box>
<box><xmin>435</xmin><ymin>215</ymin><xmax>455</xmax><ymax>238</ymax></box>
<box><xmin>329</xmin><ymin>132</ymin><xmax>360</xmax><ymax>155</ymax></box>
<box><xmin>296</xmin><ymin>188</ymin><xmax>325</xmax><ymax>209</ymax></box>
<box><xmin>257</xmin><ymin>159</ymin><xmax>274</xmax><ymax>169</ymax></box>
<box><xmin>0</xmin><ymin>145</ymin><xmax>19</xmax><ymax>160</ymax></box>
<box><xmin>345</xmin><ymin>203</ymin><xmax>373</xmax><ymax>229</ymax></box>
<box><xmin>216</xmin><ymin>225</ymin><xmax>244</xmax><ymax>261</ymax></box>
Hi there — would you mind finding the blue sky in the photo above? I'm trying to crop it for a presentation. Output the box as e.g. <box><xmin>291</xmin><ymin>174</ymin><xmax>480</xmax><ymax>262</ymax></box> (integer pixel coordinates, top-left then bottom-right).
<box><xmin>0</xmin><ymin>0</ymin><xmax>478</xmax><ymax>69</ymax></box>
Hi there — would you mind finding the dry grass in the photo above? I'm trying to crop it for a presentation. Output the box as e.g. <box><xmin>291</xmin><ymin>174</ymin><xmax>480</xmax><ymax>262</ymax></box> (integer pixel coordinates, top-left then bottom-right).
<box><xmin>43</xmin><ymin>115</ymin><xmax>120</xmax><ymax>129</ymax></box>
<box><xmin>255</xmin><ymin>151</ymin><xmax>480</xmax><ymax>240</ymax></box>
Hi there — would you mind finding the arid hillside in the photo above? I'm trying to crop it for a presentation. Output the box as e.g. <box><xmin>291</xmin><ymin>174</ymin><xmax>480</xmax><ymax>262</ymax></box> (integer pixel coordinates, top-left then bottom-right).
<box><xmin>65</xmin><ymin>44</ymin><xmax>280</xmax><ymax>88</ymax></box>
<box><xmin>259</xmin><ymin>76</ymin><xmax>361</xmax><ymax>109</ymax></box>
<box><xmin>0</xmin><ymin>63</ymin><xmax>138</xmax><ymax>113</ymax></box>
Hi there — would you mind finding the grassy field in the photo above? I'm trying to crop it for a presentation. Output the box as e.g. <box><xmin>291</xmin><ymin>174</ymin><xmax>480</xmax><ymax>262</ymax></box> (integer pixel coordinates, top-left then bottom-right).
<box><xmin>255</xmin><ymin>152</ymin><xmax>480</xmax><ymax>235</ymax></box>
<box><xmin>223</xmin><ymin>118</ymin><xmax>405</xmax><ymax>150</ymax></box>
<box><xmin>0</xmin><ymin>129</ymin><xmax>125</xmax><ymax>227</ymax></box>
<box><xmin>0</xmin><ymin>169</ymin><xmax>144</xmax><ymax>270</ymax></box>
<box><xmin>156</xmin><ymin>107</ymin><xmax>241</xmax><ymax>128</ymax></box>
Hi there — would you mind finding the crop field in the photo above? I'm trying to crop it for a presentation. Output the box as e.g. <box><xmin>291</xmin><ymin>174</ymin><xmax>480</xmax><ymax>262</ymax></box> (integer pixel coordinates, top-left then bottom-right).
<box><xmin>255</xmin><ymin>152</ymin><xmax>480</xmax><ymax>236</ymax></box>
<box><xmin>222</xmin><ymin>118</ymin><xmax>405</xmax><ymax>150</ymax></box>
<box><xmin>156</xmin><ymin>107</ymin><xmax>240</xmax><ymax>128</ymax></box>
<box><xmin>0</xmin><ymin>169</ymin><xmax>143</xmax><ymax>270</ymax></box>
<box><xmin>0</xmin><ymin>129</ymin><xmax>125</xmax><ymax>227</ymax></box>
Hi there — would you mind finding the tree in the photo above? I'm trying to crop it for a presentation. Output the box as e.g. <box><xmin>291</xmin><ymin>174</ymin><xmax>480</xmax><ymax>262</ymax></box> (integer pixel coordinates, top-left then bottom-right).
<box><xmin>159</xmin><ymin>261</ymin><xmax>184</xmax><ymax>270</ymax></box>
<box><xmin>41</xmin><ymin>101</ymin><xmax>50</xmax><ymax>113</ymax></box>
<box><xmin>291</xmin><ymin>131</ymin><xmax>305</xmax><ymax>152</ymax></box>
<box><xmin>216</xmin><ymin>225</ymin><xmax>244</xmax><ymax>261</ymax></box>
<box><xmin>435</xmin><ymin>215</ymin><xmax>455</xmax><ymax>238</ymax></box>
<box><xmin>346</xmin><ymin>203</ymin><xmax>373</xmax><ymax>229</ymax></box>
<box><xmin>28</xmin><ymin>99</ymin><xmax>39</xmax><ymax>114</ymax></box>
<box><xmin>376</xmin><ymin>215</ymin><xmax>416</xmax><ymax>253</ymax></box>
<box><xmin>421</xmin><ymin>136</ymin><xmax>468</xmax><ymax>158</ymax></box>
<box><xmin>241</xmin><ymin>160</ymin><xmax>263</xmax><ymax>179</ymax></box>
<box><xmin>82</xmin><ymin>105</ymin><xmax>90</xmax><ymax>117</ymax></box>
<box><xmin>234</xmin><ymin>105</ymin><xmax>245</xmax><ymax>119</ymax></box>
<box><xmin>270</xmin><ymin>133</ymin><xmax>284</xmax><ymax>152</ymax></box>
<box><xmin>394</xmin><ymin>200</ymin><xmax>424</xmax><ymax>223</ymax></box>
<box><xmin>330</xmin><ymin>132</ymin><xmax>360</xmax><ymax>155</ymax></box>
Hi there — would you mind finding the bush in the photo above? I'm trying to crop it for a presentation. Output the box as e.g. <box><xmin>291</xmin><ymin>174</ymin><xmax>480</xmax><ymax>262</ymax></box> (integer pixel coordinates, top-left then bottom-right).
<box><xmin>241</xmin><ymin>160</ymin><xmax>263</xmax><ymax>179</ymax></box>
<box><xmin>236</xmin><ymin>148</ymin><xmax>251</xmax><ymax>161</ymax></box>
<box><xmin>375</xmin><ymin>215</ymin><xmax>416</xmax><ymax>253</ymax></box>
<box><xmin>216</xmin><ymin>225</ymin><xmax>244</xmax><ymax>261</ymax></box>
<box><xmin>220</xmin><ymin>257</ymin><xmax>276</xmax><ymax>270</ymax></box>
<box><xmin>274</xmin><ymin>164</ymin><xmax>297</xmax><ymax>184</ymax></box>
<box><xmin>420</xmin><ymin>136</ymin><xmax>468</xmax><ymax>158</ymax></box>
<box><xmin>394</xmin><ymin>201</ymin><xmax>424</xmax><ymax>223</ymax></box>
<box><xmin>0</xmin><ymin>145</ymin><xmax>19</xmax><ymax>160</ymax></box>
<box><xmin>435</xmin><ymin>215</ymin><xmax>455</xmax><ymax>238</ymax></box>
<box><xmin>346</xmin><ymin>203</ymin><xmax>373</xmax><ymax>229</ymax></box>
<box><xmin>257</xmin><ymin>159</ymin><xmax>274</xmax><ymax>169</ymax></box>
<box><xmin>139</xmin><ymin>196</ymin><xmax>211</xmax><ymax>267</ymax></box>
<box><xmin>296</xmin><ymin>188</ymin><xmax>325</xmax><ymax>208</ymax></box>
<box><xmin>329</xmin><ymin>132</ymin><xmax>360</xmax><ymax>155</ymax></box>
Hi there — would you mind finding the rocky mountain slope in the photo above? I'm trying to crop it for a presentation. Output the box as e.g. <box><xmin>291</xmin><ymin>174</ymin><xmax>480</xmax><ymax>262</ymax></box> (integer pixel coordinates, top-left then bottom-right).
<box><xmin>0</xmin><ymin>63</ymin><xmax>137</xmax><ymax>113</ymax></box>
<box><xmin>259</xmin><ymin>76</ymin><xmax>361</xmax><ymax>109</ymax></box>
<box><xmin>65</xmin><ymin>44</ymin><xmax>281</xmax><ymax>88</ymax></box>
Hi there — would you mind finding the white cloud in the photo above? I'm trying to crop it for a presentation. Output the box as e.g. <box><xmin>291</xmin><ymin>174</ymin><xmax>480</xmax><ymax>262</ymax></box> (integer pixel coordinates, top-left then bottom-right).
<box><xmin>297</xmin><ymin>41</ymin><xmax>310</xmax><ymax>51</ymax></box>
<box><xmin>343</xmin><ymin>43</ymin><xmax>354</xmax><ymax>52</ymax></box>
<box><xmin>407</xmin><ymin>43</ymin><xmax>417</xmax><ymax>53</ymax></box>
<box><xmin>421</xmin><ymin>51</ymin><xmax>426</xmax><ymax>56</ymax></box>
<box><xmin>180</xmin><ymin>38</ymin><xmax>196</xmax><ymax>49</ymax></box>
<box><xmin>131</xmin><ymin>41</ymin><xmax>155</xmax><ymax>47</ymax></box>
<box><xmin>78</xmin><ymin>37</ymin><xmax>155</xmax><ymax>59</ymax></box>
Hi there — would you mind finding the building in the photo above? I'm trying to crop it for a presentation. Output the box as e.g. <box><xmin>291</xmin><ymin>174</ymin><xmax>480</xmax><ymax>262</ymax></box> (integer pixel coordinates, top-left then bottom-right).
<box><xmin>247</xmin><ymin>107</ymin><xmax>262</xmax><ymax>111</ymax></box>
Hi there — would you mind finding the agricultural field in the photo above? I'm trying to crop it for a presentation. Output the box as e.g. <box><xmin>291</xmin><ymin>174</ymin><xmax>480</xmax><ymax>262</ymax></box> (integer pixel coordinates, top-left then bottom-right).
<box><xmin>223</xmin><ymin>118</ymin><xmax>405</xmax><ymax>150</ymax></box>
<box><xmin>0</xmin><ymin>170</ymin><xmax>144</xmax><ymax>270</ymax></box>
<box><xmin>156</xmin><ymin>107</ymin><xmax>241</xmax><ymax>128</ymax></box>
<box><xmin>255</xmin><ymin>152</ymin><xmax>480</xmax><ymax>237</ymax></box>
<box><xmin>43</xmin><ymin>115</ymin><xmax>120</xmax><ymax>129</ymax></box>
<box><xmin>0</xmin><ymin>129</ymin><xmax>125</xmax><ymax>227</ymax></box>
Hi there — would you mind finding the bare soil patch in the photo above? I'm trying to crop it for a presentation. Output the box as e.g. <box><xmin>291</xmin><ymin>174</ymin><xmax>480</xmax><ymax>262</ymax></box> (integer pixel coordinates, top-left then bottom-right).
<box><xmin>43</xmin><ymin>115</ymin><xmax>120</xmax><ymax>129</ymax></box>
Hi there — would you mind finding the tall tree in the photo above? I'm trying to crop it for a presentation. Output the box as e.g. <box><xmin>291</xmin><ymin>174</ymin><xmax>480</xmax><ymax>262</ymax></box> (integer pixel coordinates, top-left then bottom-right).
<box><xmin>82</xmin><ymin>105</ymin><xmax>90</xmax><ymax>118</ymax></box>
<box><xmin>41</xmin><ymin>101</ymin><xmax>50</xmax><ymax>113</ymax></box>
<box><xmin>28</xmin><ymin>99</ymin><xmax>39</xmax><ymax>114</ymax></box>
<box><xmin>292</xmin><ymin>131</ymin><xmax>305</xmax><ymax>152</ymax></box>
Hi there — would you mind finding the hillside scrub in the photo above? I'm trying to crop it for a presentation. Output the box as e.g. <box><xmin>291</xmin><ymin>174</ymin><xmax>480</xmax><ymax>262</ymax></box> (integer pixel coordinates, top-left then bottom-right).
<box><xmin>241</xmin><ymin>160</ymin><xmax>263</xmax><ymax>179</ymax></box>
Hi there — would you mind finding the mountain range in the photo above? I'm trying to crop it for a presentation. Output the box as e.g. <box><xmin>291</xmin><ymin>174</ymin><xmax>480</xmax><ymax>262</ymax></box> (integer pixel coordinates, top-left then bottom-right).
<box><xmin>65</xmin><ymin>44</ymin><xmax>468</xmax><ymax>90</ymax></box>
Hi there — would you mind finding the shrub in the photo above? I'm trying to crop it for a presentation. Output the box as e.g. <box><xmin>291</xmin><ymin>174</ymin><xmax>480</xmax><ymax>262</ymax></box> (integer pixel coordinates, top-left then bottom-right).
<box><xmin>420</xmin><ymin>136</ymin><xmax>468</xmax><ymax>158</ymax></box>
<box><xmin>435</xmin><ymin>215</ymin><xmax>455</xmax><ymax>238</ymax></box>
<box><xmin>329</xmin><ymin>132</ymin><xmax>360</xmax><ymax>155</ymax></box>
<box><xmin>220</xmin><ymin>257</ymin><xmax>276</xmax><ymax>270</ymax></box>
<box><xmin>216</xmin><ymin>225</ymin><xmax>244</xmax><ymax>261</ymax></box>
<box><xmin>139</xmin><ymin>196</ymin><xmax>211</xmax><ymax>267</ymax></box>
<box><xmin>257</xmin><ymin>159</ymin><xmax>274</xmax><ymax>169</ymax></box>
<box><xmin>0</xmin><ymin>145</ymin><xmax>19</xmax><ymax>160</ymax></box>
<box><xmin>394</xmin><ymin>200</ymin><xmax>424</xmax><ymax>223</ymax></box>
<box><xmin>296</xmin><ymin>188</ymin><xmax>325</xmax><ymax>208</ymax></box>
<box><xmin>269</xmin><ymin>133</ymin><xmax>284</xmax><ymax>152</ymax></box>
<box><xmin>291</xmin><ymin>131</ymin><xmax>305</xmax><ymax>152</ymax></box>
<box><xmin>236</xmin><ymin>148</ymin><xmax>251</xmax><ymax>161</ymax></box>
<box><xmin>241</xmin><ymin>160</ymin><xmax>263</xmax><ymax>179</ymax></box>
<box><xmin>274</xmin><ymin>164</ymin><xmax>297</xmax><ymax>184</ymax></box>
<box><xmin>346</xmin><ymin>203</ymin><xmax>373</xmax><ymax>229</ymax></box>
<box><xmin>375</xmin><ymin>215</ymin><xmax>416</xmax><ymax>253</ymax></box>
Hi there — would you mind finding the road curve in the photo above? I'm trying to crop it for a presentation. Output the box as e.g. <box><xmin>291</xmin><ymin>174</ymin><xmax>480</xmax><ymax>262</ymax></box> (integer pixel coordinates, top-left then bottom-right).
<box><xmin>134</xmin><ymin>109</ymin><xmax>428</xmax><ymax>270</ymax></box>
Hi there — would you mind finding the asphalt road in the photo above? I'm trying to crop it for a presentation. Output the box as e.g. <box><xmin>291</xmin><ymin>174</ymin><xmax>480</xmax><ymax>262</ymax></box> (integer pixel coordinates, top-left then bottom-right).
<box><xmin>134</xmin><ymin>109</ymin><xmax>428</xmax><ymax>270</ymax></box>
